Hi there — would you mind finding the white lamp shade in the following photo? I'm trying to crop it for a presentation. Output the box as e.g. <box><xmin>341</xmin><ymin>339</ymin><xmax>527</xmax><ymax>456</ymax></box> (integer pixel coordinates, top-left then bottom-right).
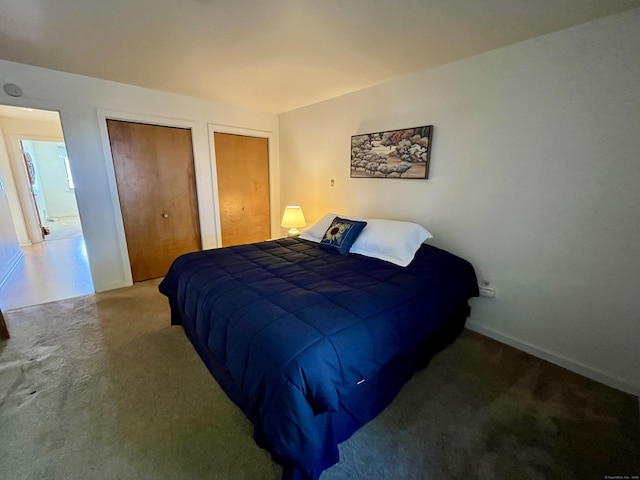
<box><xmin>281</xmin><ymin>206</ymin><xmax>306</xmax><ymax>235</ymax></box>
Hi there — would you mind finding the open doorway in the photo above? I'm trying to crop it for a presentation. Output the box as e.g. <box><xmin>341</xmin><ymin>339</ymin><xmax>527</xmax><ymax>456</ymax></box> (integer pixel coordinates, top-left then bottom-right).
<box><xmin>0</xmin><ymin>105</ymin><xmax>93</xmax><ymax>310</ymax></box>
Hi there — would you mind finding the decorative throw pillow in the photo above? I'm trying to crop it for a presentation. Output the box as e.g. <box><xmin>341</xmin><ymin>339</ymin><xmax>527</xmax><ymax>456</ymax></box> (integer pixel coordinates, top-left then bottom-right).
<box><xmin>320</xmin><ymin>217</ymin><xmax>367</xmax><ymax>255</ymax></box>
<box><xmin>299</xmin><ymin>212</ymin><xmax>363</xmax><ymax>242</ymax></box>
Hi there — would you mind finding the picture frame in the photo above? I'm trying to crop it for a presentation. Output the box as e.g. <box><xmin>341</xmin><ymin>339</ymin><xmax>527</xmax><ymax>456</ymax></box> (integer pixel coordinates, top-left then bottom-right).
<box><xmin>350</xmin><ymin>125</ymin><xmax>433</xmax><ymax>179</ymax></box>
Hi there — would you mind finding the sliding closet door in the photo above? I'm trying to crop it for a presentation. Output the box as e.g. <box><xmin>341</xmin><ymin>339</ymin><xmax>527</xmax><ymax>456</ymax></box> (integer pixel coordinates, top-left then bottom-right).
<box><xmin>107</xmin><ymin>120</ymin><xmax>201</xmax><ymax>282</ymax></box>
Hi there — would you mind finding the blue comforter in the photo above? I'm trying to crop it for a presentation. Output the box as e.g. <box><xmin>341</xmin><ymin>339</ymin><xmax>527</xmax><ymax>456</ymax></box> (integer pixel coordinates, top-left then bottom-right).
<box><xmin>158</xmin><ymin>238</ymin><xmax>478</xmax><ymax>479</ymax></box>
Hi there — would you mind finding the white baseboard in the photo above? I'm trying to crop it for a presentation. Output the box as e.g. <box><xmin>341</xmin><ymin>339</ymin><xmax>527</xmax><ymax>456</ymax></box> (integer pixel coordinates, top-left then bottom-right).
<box><xmin>92</xmin><ymin>279</ymin><xmax>130</xmax><ymax>293</ymax></box>
<box><xmin>0</xmin><ymin>249</ymin><xmax>24</xmax><ymax>291</ymax></box>
<box><xmin>465</xmin><ymin>320</ymin><xmax>639</xmax><ymax>397</ymax></box>
<box><xmin>45</xmin><ymin>214</ymin><xmax>80</xmax><ymax>220</ymax></box>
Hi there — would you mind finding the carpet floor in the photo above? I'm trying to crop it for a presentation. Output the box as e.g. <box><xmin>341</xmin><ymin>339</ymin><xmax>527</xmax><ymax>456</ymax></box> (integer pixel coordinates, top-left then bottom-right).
<box><xmin>0</xmin><ymin>279</ymin><xmax>638</xmax><ymax>479</ymax></box>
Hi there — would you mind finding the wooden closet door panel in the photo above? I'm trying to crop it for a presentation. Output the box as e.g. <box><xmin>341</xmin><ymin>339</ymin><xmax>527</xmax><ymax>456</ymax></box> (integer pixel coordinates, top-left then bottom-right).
<box><xmin>214</xmin><ymin>133</ymin><xmax>270</xmax><ymax>246</ymax></box>
<box><xmin>107</xmin><ymin>120</ymin><xmax>201</xmax><ymax>282</ymax></box>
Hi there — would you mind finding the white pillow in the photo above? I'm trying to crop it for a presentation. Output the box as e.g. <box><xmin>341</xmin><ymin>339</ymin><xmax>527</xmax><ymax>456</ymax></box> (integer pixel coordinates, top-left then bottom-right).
<box><xmin>299</xmin><ymin>213</ymin><xmax>362</xmax><ymax>242</ymax></box>
<box><xmin>350</xmin><ymin>219</ymin><xmax>433</xmax><ymax>267</ymax></box>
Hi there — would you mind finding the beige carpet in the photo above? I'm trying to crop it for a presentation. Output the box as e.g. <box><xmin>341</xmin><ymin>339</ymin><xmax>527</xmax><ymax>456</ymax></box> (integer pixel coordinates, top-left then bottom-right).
<box><xmin>1</xmin><ymin>280</ymin><xmax>638</xmax><ymax>479</ymax></box>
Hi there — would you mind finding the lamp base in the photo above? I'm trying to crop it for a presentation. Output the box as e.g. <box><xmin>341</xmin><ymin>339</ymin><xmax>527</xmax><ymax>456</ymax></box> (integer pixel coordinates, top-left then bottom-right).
<box><xmin>287</xmin><ymin>228</ymin><xmax>300</xmax><ymax>236</ymax></box>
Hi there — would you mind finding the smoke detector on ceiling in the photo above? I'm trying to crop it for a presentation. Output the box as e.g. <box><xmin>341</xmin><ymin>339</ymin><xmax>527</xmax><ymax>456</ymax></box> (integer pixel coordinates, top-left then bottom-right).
<box><xmin>3</xmin><ymin>83</ymin><xmax>23</xmax><ymax>97</ymax></box>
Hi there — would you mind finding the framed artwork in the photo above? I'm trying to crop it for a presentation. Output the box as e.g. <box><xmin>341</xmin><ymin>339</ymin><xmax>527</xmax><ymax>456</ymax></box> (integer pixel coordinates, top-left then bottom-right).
<box><xmin>350</xmin><ymin>125</ymin><xmax>433</xmax><ymax>179</ymax></box>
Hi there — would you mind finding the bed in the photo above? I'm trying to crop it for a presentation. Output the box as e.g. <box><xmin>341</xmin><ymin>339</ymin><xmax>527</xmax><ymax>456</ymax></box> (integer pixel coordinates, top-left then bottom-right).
<box><xmin>158</xmin><ymin>217</ymin><xmax>478</xmax><ymax>480</ymax></box>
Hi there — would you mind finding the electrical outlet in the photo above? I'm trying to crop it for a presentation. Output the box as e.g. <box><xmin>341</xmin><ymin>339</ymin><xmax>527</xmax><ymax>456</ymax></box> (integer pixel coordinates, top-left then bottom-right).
<box><xmin>478</xmin><ymin>285</ymin><xmax>495</xmax><ymax>298</ymax></box>
<box><xmin>330</xmin><ymin>179</ymin><xmax>335</xmax><ymax>187</ymax></box>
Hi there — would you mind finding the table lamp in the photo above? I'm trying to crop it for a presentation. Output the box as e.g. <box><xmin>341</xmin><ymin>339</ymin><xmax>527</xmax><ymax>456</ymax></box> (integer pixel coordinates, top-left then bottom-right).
<box><xmin>281</xmin><ymin>206</ymin><xmax>306</xmax><ymax>236</ymax></box>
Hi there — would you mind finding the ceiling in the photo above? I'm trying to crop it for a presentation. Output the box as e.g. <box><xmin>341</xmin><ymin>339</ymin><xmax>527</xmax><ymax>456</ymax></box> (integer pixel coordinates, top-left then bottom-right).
<box><xmin>0</xmin><ymin>0</ymin><xmax>638</xmax><ymax>113</ymax></box>
<box><xmin>0</xmin><ymin>105</ymin><xmax>60</xmax><ymax>122</ymax></box>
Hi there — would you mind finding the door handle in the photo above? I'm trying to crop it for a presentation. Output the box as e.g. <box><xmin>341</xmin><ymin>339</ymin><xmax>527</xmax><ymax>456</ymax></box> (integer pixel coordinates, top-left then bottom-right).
<box><xmin>162</xmin><ymin>213</ymin><xmax>169</xmax><ymax>218</ymax></box>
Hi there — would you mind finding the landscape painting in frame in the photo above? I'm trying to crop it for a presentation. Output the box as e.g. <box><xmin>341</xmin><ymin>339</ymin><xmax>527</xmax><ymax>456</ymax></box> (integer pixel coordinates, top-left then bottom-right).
<box><xmin>350</xmin><ymin>125</ymin><xmax>433</xmax><ymax>179</ymax></box>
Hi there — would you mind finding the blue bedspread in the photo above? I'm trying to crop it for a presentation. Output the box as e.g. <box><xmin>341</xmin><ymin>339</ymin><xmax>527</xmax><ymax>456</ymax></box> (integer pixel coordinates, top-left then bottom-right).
<box><xmin>158</xmin><ymin>237</ymin><xmax>478</xmax><ymax>479</ymax></box>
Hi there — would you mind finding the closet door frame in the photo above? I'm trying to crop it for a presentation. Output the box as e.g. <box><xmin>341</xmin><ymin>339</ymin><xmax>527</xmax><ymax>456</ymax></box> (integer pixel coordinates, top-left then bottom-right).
<box><xmin>208</xmin><ymin>124</ymin><xmax>279</xmax><ymax>247</ymax></box>
<box><xmin>98</xmin><ymin>110</ymin><xmax>213</xmax><ymax>286</ymax></box>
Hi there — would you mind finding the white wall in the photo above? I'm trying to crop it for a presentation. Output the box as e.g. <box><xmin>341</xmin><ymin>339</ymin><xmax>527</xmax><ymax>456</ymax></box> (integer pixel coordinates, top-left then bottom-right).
<box><xmin>0</xmin><ymin>127</ymin><xmax>28</xmax><ymax>246</ymax></box>
<box><xmin>29</xmin><ymin>141</ymin><xmax>79</xmax><ymax>218</ymax></box>
<box><xmin>279</xmin><ymin>9</ymin><xmax>640</xmax><ymax>394</ymax></box>
<box><xmin>0</xmin><ymin>168</ymin><xmax>22</xmax><ymax>289</ymax></box>
<box><xmin>0</xmin><ymin>60</ymin><xmax>279</xmax><ymax>292</ymax></box>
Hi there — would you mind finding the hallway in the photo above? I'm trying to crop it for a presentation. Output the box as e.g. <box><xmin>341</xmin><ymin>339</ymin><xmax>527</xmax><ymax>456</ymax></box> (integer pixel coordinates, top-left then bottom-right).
<box><xmin>0</xmin><ymin>235</ymin><xmax>94</xmax><ymax>311</ymax></box>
